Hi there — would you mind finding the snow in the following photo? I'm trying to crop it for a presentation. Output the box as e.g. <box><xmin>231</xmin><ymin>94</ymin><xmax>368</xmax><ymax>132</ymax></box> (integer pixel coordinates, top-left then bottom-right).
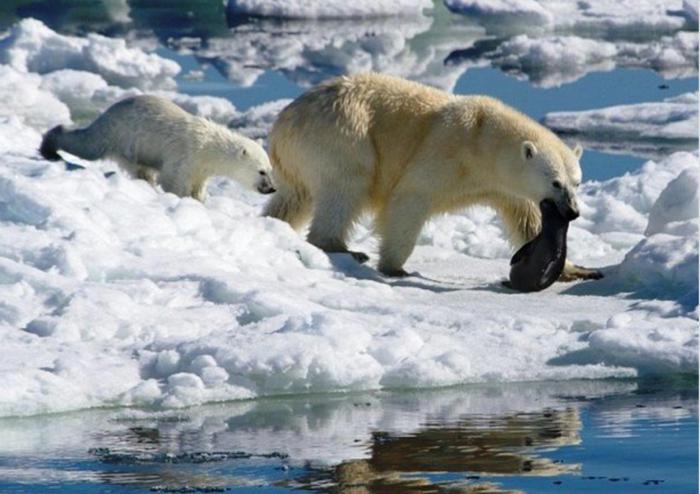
<box><xmin>0</xmin><ymin>18</ymin><xmax>696</xmax><ymax>418</ymax></box>
<box><xmin>226</xmin><ymin>0</ymin><xmax>433</xmax><ymax>19</ymax></box>
<box><xmin>543</xmin><ymin>92</ymin><xmax>698</xmax><ymax>158</ymax></box>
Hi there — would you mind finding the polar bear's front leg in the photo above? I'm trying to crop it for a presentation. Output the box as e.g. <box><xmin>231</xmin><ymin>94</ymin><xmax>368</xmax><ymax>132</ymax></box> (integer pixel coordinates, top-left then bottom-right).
<box><xmin>376</xmin><ymin>194</ymin><xmax>431</xmax><ymax>277</ymax></box>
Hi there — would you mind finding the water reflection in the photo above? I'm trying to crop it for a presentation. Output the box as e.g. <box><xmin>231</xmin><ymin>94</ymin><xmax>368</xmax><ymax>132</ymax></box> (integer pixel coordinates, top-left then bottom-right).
<box><xmin>0</xmin><ymin>380</ymin><xmax>696</xmax><ymax>493</ymax></box>
<box><xmin>287</xmin><ymin>408</ymin><xmax>581</xmax><ymax>493</ymax></box>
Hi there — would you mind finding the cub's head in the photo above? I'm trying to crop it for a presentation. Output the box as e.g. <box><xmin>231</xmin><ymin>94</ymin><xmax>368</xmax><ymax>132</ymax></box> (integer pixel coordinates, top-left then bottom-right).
<box><xmin>517</xmin><ymin>140</ymin><xmax>583</xmax><ymax>221</ymax></box>
<box><xmin>228</xmin><ymin>137</ymin><xmax>276</xmax><ymax>194</ymax></box>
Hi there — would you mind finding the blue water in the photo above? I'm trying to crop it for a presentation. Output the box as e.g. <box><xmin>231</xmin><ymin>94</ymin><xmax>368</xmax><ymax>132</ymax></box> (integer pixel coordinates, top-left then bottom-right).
<box><xmin>0</xmin><ymin>380</ymin><xmax>696</xmax><ymax>493</ymax></box>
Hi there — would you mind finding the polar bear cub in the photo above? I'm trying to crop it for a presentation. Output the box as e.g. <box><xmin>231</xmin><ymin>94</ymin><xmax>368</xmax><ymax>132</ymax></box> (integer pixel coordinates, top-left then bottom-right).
<box><xmin>40</xmin><ymin>95</ymin><xmax>275</xmax><ymax>200</ymax></box>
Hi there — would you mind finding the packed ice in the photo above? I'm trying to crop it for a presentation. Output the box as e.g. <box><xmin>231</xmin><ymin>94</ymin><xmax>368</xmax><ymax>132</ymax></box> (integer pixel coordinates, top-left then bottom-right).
<box><xmin>0</xmin><ymin>18</ymin><xmax>696</xmax><ymax>417</ymax></box>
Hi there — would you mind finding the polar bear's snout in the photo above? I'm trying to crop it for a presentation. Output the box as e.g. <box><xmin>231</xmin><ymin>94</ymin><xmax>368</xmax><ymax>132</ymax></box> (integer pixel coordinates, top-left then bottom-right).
<box><xmin>256</xmin><ymin>170</ymin><xmax>276</xmax><ymax>194</ymax></box>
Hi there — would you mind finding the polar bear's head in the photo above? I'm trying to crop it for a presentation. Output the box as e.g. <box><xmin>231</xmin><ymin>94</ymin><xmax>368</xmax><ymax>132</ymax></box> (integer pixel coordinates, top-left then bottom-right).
<box><xmin>518</xmin><ymin>140</ymin><xmax>583</xmax><ymax>221</ymax></box>
<box><xmin>224</xmin><ymin>134</ymin><xmax>276</xmax><ymax>194</ymax></box>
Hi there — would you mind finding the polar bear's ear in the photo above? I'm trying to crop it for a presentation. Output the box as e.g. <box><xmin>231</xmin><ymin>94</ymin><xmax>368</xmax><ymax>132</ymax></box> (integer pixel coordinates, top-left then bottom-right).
<box><xmin>573</xmin><ymin>143</ymin><xmax>583</xmax><ymax>159</ymax></box>
<box><xmin>521</xmin><ymin>141</ymin><xmax>538</xmax><ymax>161</ymax></box>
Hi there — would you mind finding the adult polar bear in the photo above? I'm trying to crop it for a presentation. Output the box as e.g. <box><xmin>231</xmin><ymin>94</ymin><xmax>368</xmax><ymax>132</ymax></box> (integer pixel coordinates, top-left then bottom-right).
<box><xmin>266</xmin><ymin>73</ymin><xmax>601</xmax><ymax>280</ymax></box>
<box><xmin>40</xmin><ymin>95</ymin><xmax>275</xmax><ymax>201</ymax></box>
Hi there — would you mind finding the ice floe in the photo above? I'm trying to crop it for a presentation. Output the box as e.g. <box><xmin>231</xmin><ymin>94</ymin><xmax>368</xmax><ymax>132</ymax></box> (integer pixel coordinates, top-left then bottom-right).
<box><xmin>0</xmin><ymin>130</ymin><xmax>695</xmax><ymax>417</ymax></box>
<box><xmin>0</xmin><ymin>18</ymin><xmax>179</xmax><ymax>90</ymax></box>
<box><xmin>226</xmin><ymin>0</ymin><xmax>433</xmax><ymax>19</ymax></box>
<box><xmin>444</xmin><ymin>0</ymin><xmax>695</xmax><ymax>34</ymax></box>
<box><xmin>0</xmin><ymin>17</ymin><xmax>696</xmax><ymax>418</ymax></box>
<box><xmin>448</xmin><ymin>31</ymin><xmax>698</xmax><ymax>88</ymax></box>
<box><xmin>543</xmin><ymin>92</ymin><xmax>698</xmax><ymax>158</ymax></box>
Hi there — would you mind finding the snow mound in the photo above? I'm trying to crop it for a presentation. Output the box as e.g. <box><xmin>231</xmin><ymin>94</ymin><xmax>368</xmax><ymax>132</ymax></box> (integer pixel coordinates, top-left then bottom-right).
<box><xmin>0</xmin><ymin>65</ymin><xmax>70</xmax><ymax>132</ymax></box>
<box><xmin>614</xmin><ymin>166</ymin><xmax>699</xmax><ymax>307</ymax></box>
<box><xmin>0</xmin><ymin>18</ymin><xmax>179</xmax><ymax>90</ymax></box>
<box><xmin>646</xmin><ymin>167</ymin><xmax>699</xmax><ymax>236</ymax></box>
<box><xmin>543</xmin><ymin>92</ymin><xmax>699</xmax><ymax>158</ymax></box>
<box><xmin>226</xmin><ymin>0</ymin><xmax>432</xmax><ymax>18</ymax></box>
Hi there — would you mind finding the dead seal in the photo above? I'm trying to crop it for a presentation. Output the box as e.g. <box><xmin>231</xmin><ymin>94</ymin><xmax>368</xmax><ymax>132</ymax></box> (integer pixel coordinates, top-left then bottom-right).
<box><xmin>504</xmin><ymin>199</ymin><xmax>569</xmax><ymax>292</ymax></box>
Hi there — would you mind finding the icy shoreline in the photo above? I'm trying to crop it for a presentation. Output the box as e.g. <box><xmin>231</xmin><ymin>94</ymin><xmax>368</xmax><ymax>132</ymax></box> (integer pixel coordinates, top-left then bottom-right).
<box><xmin>0</xmin><ymin>19</ymin><xmax>696</xmax><ymax>418</ymax></box>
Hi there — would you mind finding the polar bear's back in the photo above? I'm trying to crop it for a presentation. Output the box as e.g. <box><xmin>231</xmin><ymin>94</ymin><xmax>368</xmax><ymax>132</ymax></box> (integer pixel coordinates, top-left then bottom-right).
<box><xmin>91</xmin><ymin>95</ymin><xmax>199</xmax><ymax>170</ymax></box>
<box><xmin>269</xmin><ymin>74</ymin><xmax>457</xmax><ymax>190</ymax></box>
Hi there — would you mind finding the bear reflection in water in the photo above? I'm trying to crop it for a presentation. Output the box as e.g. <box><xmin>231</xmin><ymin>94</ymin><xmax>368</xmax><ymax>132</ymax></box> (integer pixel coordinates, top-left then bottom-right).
<box><xmin>285</xmin><ymin>408</ymin><xmax>581</xmax><ymax>493</ymax></box>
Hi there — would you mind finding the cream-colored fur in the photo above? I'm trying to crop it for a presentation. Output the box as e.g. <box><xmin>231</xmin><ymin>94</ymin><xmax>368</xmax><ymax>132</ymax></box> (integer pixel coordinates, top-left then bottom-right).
<box><xmin>40</xmin><ymin>95</ymin><xmax>275</xmax><ymax>201</ymax></box>
<box><xmin>266</xmin><ymin>73</ymin><xmax>597</xmax><ymax>279</ymax></box>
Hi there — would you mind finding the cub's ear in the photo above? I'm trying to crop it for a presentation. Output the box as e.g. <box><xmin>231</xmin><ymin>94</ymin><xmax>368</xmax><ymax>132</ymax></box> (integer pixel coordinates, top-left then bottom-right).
<box><xmin>573</xmin><ymin>143</ymin><xmax>583</xmax><ymax>159</ymax></box>
<box><xmin>521</xmin><ymin>141</ymin><xmax>538</xmax><ymax>161</ymax></box>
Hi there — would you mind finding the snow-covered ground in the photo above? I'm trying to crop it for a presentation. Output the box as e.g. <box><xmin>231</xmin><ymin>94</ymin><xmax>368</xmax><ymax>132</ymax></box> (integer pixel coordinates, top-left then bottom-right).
<box><xmin>0</xmin><ymin>19</ymin><xmax>697</xmax><ymax>418</ymax></box>
<box><xmin>543</xmin><ymin>92</ymin><xmax>699</xmax><ymax>158</ymax></box>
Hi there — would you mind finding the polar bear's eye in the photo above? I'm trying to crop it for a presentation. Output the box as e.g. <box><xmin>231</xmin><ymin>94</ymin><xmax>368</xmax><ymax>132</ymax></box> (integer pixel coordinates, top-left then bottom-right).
<box><xmin>259</xmin><ymin>170</ymin><xmax>266</xmax><ymax>176</ymax></box>
<box><xmin>552</xmin><ymin>180</ymin><xmax>562</xmax><ymax>189</ymax></box>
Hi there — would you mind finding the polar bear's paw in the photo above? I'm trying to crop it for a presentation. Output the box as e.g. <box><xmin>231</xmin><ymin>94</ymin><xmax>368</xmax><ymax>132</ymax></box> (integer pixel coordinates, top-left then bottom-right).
<box><xmin>559</xmin><ymin>263</ymin><xmax>604</xmax><ymax>282</ymax></box>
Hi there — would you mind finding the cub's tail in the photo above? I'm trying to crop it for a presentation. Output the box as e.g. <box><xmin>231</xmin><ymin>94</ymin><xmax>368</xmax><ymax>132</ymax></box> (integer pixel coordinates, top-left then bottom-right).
<box><xmin>39</xmin><ymin>125</ymin><xmax>64</xmax><ymax>161</ymax></box>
